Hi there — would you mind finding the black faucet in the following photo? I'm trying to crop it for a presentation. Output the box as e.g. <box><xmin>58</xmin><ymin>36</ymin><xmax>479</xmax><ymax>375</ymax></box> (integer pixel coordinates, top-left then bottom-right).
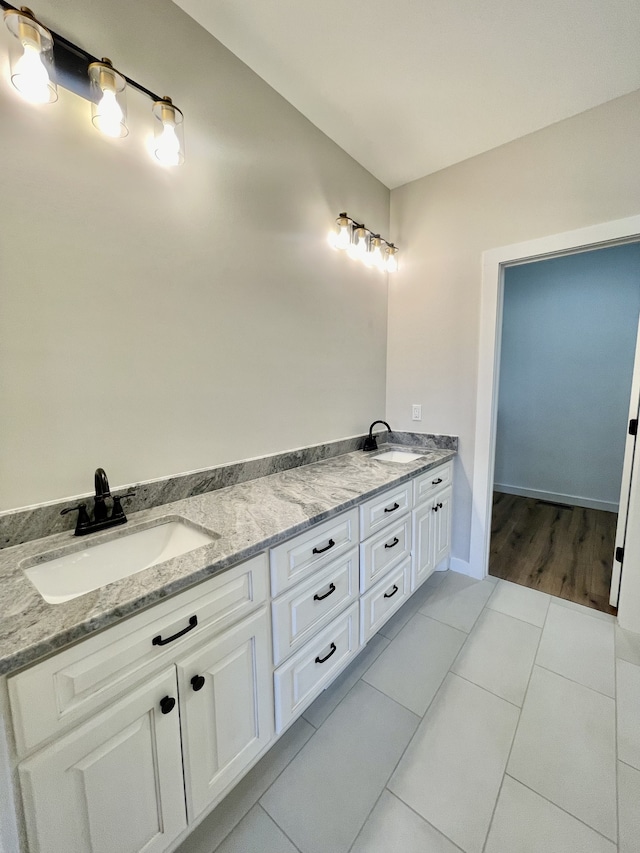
<box><xmin>61</xmin><ymin>468</ymin><xmax>136</xmax><ymax>536</ymax></box>
<box><xmin>363</xmin><ymin>420</ymin><xmax>391</xmax><ymax>452</ymax></box>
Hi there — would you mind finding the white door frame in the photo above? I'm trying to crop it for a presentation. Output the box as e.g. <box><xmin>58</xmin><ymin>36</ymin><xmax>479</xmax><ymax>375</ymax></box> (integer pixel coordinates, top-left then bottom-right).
<box><xmin>469</xmin><ymin>214</ymin><xmax>640</xmax><ymax>584</ymax></box>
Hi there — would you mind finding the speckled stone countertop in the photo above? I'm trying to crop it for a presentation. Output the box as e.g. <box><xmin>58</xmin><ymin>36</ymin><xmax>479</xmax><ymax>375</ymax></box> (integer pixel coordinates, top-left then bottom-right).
<box><xmin>0</xmin><ymin>446</ymin><xmax>454</xmax><ymax>676</ymax></box>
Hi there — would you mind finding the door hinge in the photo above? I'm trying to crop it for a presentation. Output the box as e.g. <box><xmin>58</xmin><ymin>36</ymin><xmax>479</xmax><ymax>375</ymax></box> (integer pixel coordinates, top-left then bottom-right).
<box><xmin>616</xmin><ymin>546</ymin><xmax>624</xmax><ymax>564</ymax></box>
<box><xmin>629</xmin><ymin>419</ymin><xmax>638</xmax><ymax>436</ymax></box>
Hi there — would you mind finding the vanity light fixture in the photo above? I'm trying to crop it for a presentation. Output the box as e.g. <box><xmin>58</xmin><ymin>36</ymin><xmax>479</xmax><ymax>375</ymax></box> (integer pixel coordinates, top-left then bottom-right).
<box><xmin>1</xmin><ymin>2</ymin><xmax>185</xmax><ymax>165</ymax></box>
<box><xmin>328</xmin><ymin>212</ymin><xmax>399</xmax><ymax>273</ymax></box>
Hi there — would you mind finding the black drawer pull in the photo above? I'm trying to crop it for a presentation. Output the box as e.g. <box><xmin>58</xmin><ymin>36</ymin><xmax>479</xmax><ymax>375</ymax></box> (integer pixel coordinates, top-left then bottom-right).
<box><xmin>314</xmin><ymin>583</ymin><xmax>336</xmax><ymax>601</ymax></box>
<box><xmin>313</xmin><ymin>538</ymin><xmax>335</xmax><ymax>555</ymax></box>
<box><xmin>315</xmin><ymin>643</ymin><xmax>337</xmax><ymax>664</ymax></box>
<box><xmin>191</xmin><ymin>674</ymin><xmax>206</xmax><ymax>692</ymax></box>
<box><xmin>437</xmin><ymin>502</ymin><xmax>443</xmax><ymax>509</ymax></box>
<box><xmin>384</xmin><ymin>584</ymin><xmax>399</xmax><ymax>599</ymax></box>
<box><xmin>159</xmin><ymin>696</ymin><xmax>175</xmax><ymax>714</ymax></box>
<box><xmin>432</xmin><ymin>477</ymin><xmax>443</xmax><ymax>485</ymax></box>
<box><xmin>152</xmin><ymin>615</ymin><xmax>198</xmax><ymax>646</ymax></box>
<box><xmin>432</xmin><ymin>505</ymin><xmax>439</xmax><ymax>512</ymax></box>
<box><xmin>384</xmin><ymin>502</ymin><xmax>400</xmax><ymax>513</ymax></box>
<box><xmin>384</xmin><ymin>537</ymin><xmax>399</xmax><ymax>549</ymax></box>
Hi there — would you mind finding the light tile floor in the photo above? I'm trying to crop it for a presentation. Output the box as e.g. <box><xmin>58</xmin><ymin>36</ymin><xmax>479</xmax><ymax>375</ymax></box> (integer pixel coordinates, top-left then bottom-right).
<box><xmin>177</xmin><ymin>571</ymin><xmax>640</xmax><ymax>853</ymax></box>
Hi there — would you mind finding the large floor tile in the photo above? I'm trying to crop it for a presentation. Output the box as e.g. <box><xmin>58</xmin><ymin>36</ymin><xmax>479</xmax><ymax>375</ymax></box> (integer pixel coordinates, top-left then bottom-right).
<box><xmin>451</xmin><ymin>609</ymin><xmax>540</xmax><ymax>706</ymax></box>
<box><xmin>507</xmin><ymin>666</ymin><xmax>617</xmax><ymax>841</ymax></box>
<box><xmin>616</xmin><ymin>623</ymin><xmax>640</xmax><ymax>667</ymax></box>
<box><xmin>486</xmin><ymin>580</ymin><xmax>550</xmax><ymax>628</ymax></box>
<box><xmin>389</xmin><ymin>673</ymin><xmax>519</xmax><ymax>853</ymax></box>
<box><xmin>553</xmin><ymin>595</ymin><xmax>615</xmax><ymax>623</ymax></box>
<box><xmin>617</xmin><ymin>659</ymin><xmax>640</xmax><ymax>770</ymax></box>
<box><xmin>350</xmin><ymin>790</ymin><xmax>460</xmax><ymax>853</ymax></box>
<box><xmin>418</xmin><ymin>571</ymin><xmax>495</xmax><ymax>633</ymax></box>
<box><xmin>177</xmin><ymin>717</ymin><xmax>314</xmax><ymax>853</ymax></box>
<box><xmin>379</xmin><ymin>570</ymin><xmax>447</xmax><ymax>641</ymax></box>
<box><xmin>484</xmin><ymin>776</ymin><xmax>615</xmax><ymax>853</ymax></box>
<box><xmin>363</xmin><ymin>613</ymin><xmax>466</xmax><ymax>714</ymax></box>
<box><xmin>536</xmin><ymin>602</ymin><xmax>615</xmax><ymax>696</ymax></box>
<box><xmin>302</xmin><ymin>632</ymin><xmax>389</xmax><ymax>728</ymax></box>
<box><xmin>618</xmin><ymin>761</ymin><xmax>640</xmax><ymax>853</ymax></box>
<box><xmin>213</xmin><ymin>805</ymin><xmax>299</xmax><ymax>853</ymax></box>
<box><xmin>261</xmin><ymin>680</ymin><xmax>418</xmax><ymax>853</ymax></box>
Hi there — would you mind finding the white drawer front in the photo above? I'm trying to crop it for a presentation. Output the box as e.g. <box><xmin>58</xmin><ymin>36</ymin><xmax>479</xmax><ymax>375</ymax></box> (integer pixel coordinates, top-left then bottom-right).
<box><xmin>360</xmin><ymin>557</ymin><xmax>411</xmax><ymax>644</ymax></box>
<box><xmin>359</xmin><ymin>514</ymin><xmax>412</xmax><ymax>593</ymax></box>
<box><xmin>273</xmin><ymin>602</ymin><xmax>359</xmax><ymax>733</ymax></box>
<box><xmin>269</xmin><ymin>508</ymin><xmax>359</xmax><ymax>597</ymax></box>
<box><xmin>413</xmin><ymin>461</ymin><xmax>453</xmax><ymax>506</ymax></box>
<box><xmin>359</xmin><ymin>483</ymin><xmax>413</xmax><ymax>539</ymax></box>
<box><xmin>271</xmin><ymin>548</ymin><xmax>359</xmax><ymax>666</ymax></box>
<box><xmin>9</xmin><ymin>554</ymin><xmax>269</xmax><ymax>757</ymax></box>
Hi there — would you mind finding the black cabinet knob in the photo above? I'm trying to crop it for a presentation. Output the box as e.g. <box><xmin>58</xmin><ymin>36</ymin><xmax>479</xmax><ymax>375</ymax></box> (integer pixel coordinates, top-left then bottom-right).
<box><xmin>159</xmin><ymin>696</ymin><xmax>176</xmax><ymax>714</ymax></box>
<box><xmin>191</xmin><ymin>674</ymin><xmax>206</xmax><ymax>692</ymax></box>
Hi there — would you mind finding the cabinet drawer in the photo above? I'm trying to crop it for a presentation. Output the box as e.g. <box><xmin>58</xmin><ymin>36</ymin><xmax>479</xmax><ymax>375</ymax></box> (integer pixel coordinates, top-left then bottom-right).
<box><xmin>272</xmin><ymin>548</ymin><xmax>359</xmax><ymax>666</ymax></box>
<box><xmin>359</xmin><ymin>483</ymin><xmax>413</xmax><ymax>539</ymax></box>
<box><xmin>360</xmin><ymin>557</ymin><xmax>411</xmax><ymax>644</ymax></box>
<box><xmin>359</xmin><ymin>514</ymin><xmax>411</xmax><ymax>593</ymax></box>
<box><xmin>270</xmin><ymin>508</ymin><xmax>359</xmax><ymax>597</ymax></box>
<box><xmin>9</xmin><ymin>554</ymin><xmax>269</xmax><ymax>757</ymax></box>
<box><xmin>273</xmin><ymin>602</ymin><xmax>359</xmax><ymax>733</ymax></box>
<box><xmin>413</xmin><ymin>461</ymin><xmax>453</xmax><ymax>506</ymax></box>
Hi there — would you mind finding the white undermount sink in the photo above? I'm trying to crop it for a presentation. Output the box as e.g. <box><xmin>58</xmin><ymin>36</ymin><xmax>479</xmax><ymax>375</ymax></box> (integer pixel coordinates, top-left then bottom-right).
<box><xmin>23</xmin><ymin>520</ymin><xmax>217</xmax><ymax>604</ymax></box>
<box><xmin>373</xmin><ymin>449</ymin><xmax>424</xmax><ymax>463</ymax></box>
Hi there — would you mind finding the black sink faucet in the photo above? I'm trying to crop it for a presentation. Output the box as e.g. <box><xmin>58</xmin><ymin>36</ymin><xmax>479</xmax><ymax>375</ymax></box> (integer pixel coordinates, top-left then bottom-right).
<box><xmin>61</xmin><ymin>468</ymin><xmax>136</xmax><ymax>536</ymax></box>
<box><xmin>363</xmin><ymin>420</ymin><xmax>391</xmax><ymax>452</ymax></box>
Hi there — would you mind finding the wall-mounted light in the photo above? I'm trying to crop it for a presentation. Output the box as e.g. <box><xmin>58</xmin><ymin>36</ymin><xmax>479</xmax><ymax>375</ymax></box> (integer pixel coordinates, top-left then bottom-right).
<box><xmin>1</xmin><ymin>2</ymin><xmax>185</xmax><ymax>165</ymax></box>
<box><xmin>328</xmin><ymin>212</ymin><xmax>399</xmax><ymax>273</ymax></box>
<box><xmin>3</xmin><ymin>6</ymin><xmax>56</xmax><ymax>104</ymax></box>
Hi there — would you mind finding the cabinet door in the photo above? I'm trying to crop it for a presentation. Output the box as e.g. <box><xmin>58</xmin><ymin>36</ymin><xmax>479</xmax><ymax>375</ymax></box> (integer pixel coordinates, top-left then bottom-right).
<box><xmin>19</xmin><ymin>668</ymin><xmax>186</xmax><ymax>853</ymax></box>
<box><xmin>178</xmin><ymin>609</ymin><xmax>274</xmax><ymax>821</ymax></box>
<box><xmin>433</xmin><ymin>486</ymin><xmax>452</xmax><ymax>567</ymax></box>
<box><xmin>411</xmin><ymin>501</ymin><xmax>435</xmax><ymax>591</ymax></box>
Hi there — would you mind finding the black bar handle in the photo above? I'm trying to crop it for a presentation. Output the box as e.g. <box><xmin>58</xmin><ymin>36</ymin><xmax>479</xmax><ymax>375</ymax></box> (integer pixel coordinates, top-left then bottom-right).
<box><xmin>152</xmin><ymin>615</ymin><xmax>198</xmax><ymax>646</ymax></box>
<box><xmin>432</xmin><ymin>477</ymin><xmax>443</xmax><ymax>485</ymax></box>
<box><xmin>432</xmin><ymin>505</ymin><xmax>439</xmax><ymax>513</ymax></box>
<box><xmin>437</xmin><ymin>502</ymin><xmax>443</xmax><ymax>509</ymax></box>
<box><xmin>159</xmin><ymin>696</ymin><xmax>176</xmax><ymax>714</ymax></box>
<box><xmin>312</xmin><ymin>538</ymin><xmax>335</xmax><ymax>555</ymax></box>
<box><xmin>384</xmin><ymin>584</ymin><xmax>399</xmax><ymax>599</ymax></box>
<box><xmin>191</xmin><ymin>674</ymin><xmax>205</xmax><ymax>692</ymax></box>
<box><xmin>314</xmin><ymin>583</ymin><xmax>336</xmax><ymax>601</ymax></box>
<box><xmin>384</xmin><ymin>502</ymin><xmax>400</xmax><ymax>513</ymax></box>
<box><xmin>384</xmin><ymin>537</ymin><xmax>400</xmax><ymax>549</ymax></box>
<box><xmin>315</xmin><ymin>643</ymin><xmax>337</xmax><ymax>664</ymax></box>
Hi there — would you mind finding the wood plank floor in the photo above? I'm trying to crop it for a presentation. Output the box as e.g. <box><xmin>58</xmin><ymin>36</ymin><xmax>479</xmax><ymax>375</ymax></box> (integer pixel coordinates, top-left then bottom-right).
<box><xmin>489</xmin><ymin>492</ymin><xmax>618</xmax><ymax>615</ymax></box>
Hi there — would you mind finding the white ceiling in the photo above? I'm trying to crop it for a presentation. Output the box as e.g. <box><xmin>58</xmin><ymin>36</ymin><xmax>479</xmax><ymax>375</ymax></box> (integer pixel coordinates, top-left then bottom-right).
<box><xmin>173</xmin><ymin>0</ymin><xmax>640</xmax><ymax>189</ymax></box>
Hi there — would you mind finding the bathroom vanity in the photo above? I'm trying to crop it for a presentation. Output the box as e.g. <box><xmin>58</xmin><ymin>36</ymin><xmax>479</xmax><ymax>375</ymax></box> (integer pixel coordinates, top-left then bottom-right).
<box><xmin>0</xmin><ymin>444</ymin><xmax>454</xmax><ymax>853</ymax></box>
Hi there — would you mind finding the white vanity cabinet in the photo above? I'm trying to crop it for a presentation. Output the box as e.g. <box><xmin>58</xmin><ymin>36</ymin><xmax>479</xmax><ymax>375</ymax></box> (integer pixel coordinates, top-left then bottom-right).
<box><xmin>412</xmin><ymin>462</ymin><xmax>453</xmax><ymax>590</ymax></box>
<box><xmin>9</xmin><ymin>554</ymin><xmax>274</xmax><ymax>853</ymax></box>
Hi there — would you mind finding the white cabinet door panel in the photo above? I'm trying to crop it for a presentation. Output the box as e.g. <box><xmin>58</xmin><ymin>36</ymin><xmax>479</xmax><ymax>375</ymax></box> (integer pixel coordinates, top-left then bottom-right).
<box><xmin>433</xmin><ymin>487</ymin><xmax>452</xmax><ymax>568</ymax></box>
<box><xmin>19</xmin><ymin>668</ymin><xmax>186</xmax><ymax>853</ymax></box>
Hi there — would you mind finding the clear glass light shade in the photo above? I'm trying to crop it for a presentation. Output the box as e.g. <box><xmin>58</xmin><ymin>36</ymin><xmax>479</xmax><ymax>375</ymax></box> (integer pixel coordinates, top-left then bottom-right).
<box><xmin>385</xmin><ymin>244</ymin><xmax>399</xmax><ymax>273</ymax></box>
<box><xmin>369</xmin><ymin>236</ymin><xmax>386</xmax><ymax>271</ymax></box>
<box><xmin>4</xmin><ymin>9</ymin><xmax>57</xmax><ymax>104</ymax></box>
<box><xmin>328</xmin><ymin>214</ymin><xmax>352</xmax><ymax>250</ymax></box>
<box><xmin>89</xmin><ymin>60</ymin><xmax>128</xmax><ymax>138</ymax></box>
<box><xmin>152</xmin><ymin>98</ymin><xmax>184</xmax><ymax>166</ymax></box>
<box><xmin>348</xmin><ymin>227</ymin><xmax>369</xmax><ymax>261</ymax></box>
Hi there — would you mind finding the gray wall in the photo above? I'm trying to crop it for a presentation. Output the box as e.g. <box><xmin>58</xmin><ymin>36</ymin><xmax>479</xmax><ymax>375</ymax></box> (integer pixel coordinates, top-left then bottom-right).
<box><xmin>494</xmin><ymin>244</ymin><xmax>640</xmax><ymax>511</ymax></box>
<box><xmin>387</xmin><ymin>89</ymin><xmax>640</xmax><ymax>565</ymax></box>
<box><xmin>0</xmin><ymin>0</ymin><xmax>390</xmax><ymax>510</ymax></box>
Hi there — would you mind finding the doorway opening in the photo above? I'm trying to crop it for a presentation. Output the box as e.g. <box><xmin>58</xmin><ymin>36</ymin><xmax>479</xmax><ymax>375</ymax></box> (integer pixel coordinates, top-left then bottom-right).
<box><xmin>487</xmin><ymin>243</ymin><xmax>640</xmax><ymax>613</ymax></box>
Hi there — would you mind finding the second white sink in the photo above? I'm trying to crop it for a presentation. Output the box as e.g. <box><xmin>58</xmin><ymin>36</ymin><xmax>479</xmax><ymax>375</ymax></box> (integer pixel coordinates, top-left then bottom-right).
<box><xmin>373</xmin><ymin>450</ymin><xmax>424</xmax><ymax>463</ymax></box>
<box><xmin>23</xmin><ymin>520</ymin><xmax>217</xmax><ymax>604</ymax></box>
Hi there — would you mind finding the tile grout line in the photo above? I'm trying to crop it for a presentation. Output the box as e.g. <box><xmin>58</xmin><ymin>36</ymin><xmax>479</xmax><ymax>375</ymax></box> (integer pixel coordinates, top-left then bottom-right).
<box><xmin>614</xmin><ymin>651</ymin><xmax>620</xmax><ymax>850</ymax></box>
<box><xmin>479</xmin><ymin>589</ymin><xmax>552</xmax><ymax>853</ymax></box>
<box><xmin>256</xmin><ymin>804</ymin><xmax>304</xmax><ymax>853</ymax></box>
<box><xmin>448</xmin><ymin>670</ymin><xmax>522</xmax><ymax>710</ymax></box>
<box><xmin>345</xmin><ymin>788</ymin><xmax>387</xmax><ymax>853</ymax></box>
<box><xmin>383</xmin><ymin>789</ymin><xmax>468</xmax><ymax>853</ymax></box>
<box><xmin>533</xmin><ymin>662</ymin><xmax>617</xmax><ymax>701</ymax></box>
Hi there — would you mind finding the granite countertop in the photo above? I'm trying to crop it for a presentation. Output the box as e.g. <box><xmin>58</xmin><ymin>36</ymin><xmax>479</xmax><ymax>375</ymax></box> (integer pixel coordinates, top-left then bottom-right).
<box><xmin>0</xmin><ymin>446</ymin><xmax>455</xmax><ymax>677</ymax></box>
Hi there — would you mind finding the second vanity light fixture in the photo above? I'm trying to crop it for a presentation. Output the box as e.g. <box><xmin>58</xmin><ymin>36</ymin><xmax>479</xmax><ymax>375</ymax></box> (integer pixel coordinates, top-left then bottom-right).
<box><xmin>328</xmin><ymin>213</ymin><xmax>399</xmax><ymax>273</ymax></box>
<box><xmin>2</xmin><ymin>4</ymin><xmax>185</xmax><ymax>165</ymax></box>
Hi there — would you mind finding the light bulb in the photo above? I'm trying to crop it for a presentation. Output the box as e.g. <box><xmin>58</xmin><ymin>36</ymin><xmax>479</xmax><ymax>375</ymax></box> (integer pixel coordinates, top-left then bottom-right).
<box><xmin>335</xmin><ymin>224</ymin><xmax>351</xmax><ymax>250</ymax></box>
<box><xmin>155</xmin><ymin>120</ymin><xmax>181</xmax><ymax>166</ymax></box>
<box><xmin>370</xmin><ymin>237</ymin><xmax>385</xmax><ymax>272</ymax></box>
<box><xmin>95</xmin><ymin>88</ymin><xmax>124</xmax><ymax>138</ymax></box>
<box><xmin>13</xmin><ymin>42</ymin><xmax>51</xmax><ymax>104</ymax></box>
<box><xmin>385</xmin><ymin>245</ymin><xmax>399</xmax><ymax>273</ymax></box>
<box><xmin>348</xmin><ymin>228</ymin><xmax>369</xmax><ymax>261</ymax></box>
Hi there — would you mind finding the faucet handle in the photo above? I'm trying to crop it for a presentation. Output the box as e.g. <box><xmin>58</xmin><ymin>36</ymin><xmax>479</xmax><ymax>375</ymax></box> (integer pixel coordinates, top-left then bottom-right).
<box><xmin>60</xmin><ymin>503</ymin><xmax>91</xmax><ymax>534</ymax></box>
<box><xmin>110</xmin><ymin>492</ymin><xmax>136</xmax><ymax>521</ymax></box>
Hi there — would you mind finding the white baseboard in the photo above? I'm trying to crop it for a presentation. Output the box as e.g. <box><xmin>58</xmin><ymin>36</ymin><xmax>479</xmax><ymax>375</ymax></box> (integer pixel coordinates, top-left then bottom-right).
<box><xmin>494</xmin><ymin>483</ymin><xmax>618</xmax><ymax>514</ymax></box>
<box><xmin>449</xmin><ymin>556</ymin><xmax>485</xmax><ymax>580</ymax></box>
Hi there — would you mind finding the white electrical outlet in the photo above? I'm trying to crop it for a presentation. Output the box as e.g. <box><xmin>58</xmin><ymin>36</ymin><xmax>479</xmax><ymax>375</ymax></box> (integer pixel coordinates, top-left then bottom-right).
<box><xmin>412</xmin><ymin>404</ymin><xmax>422</xmax><ymax>421</ymax></box>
